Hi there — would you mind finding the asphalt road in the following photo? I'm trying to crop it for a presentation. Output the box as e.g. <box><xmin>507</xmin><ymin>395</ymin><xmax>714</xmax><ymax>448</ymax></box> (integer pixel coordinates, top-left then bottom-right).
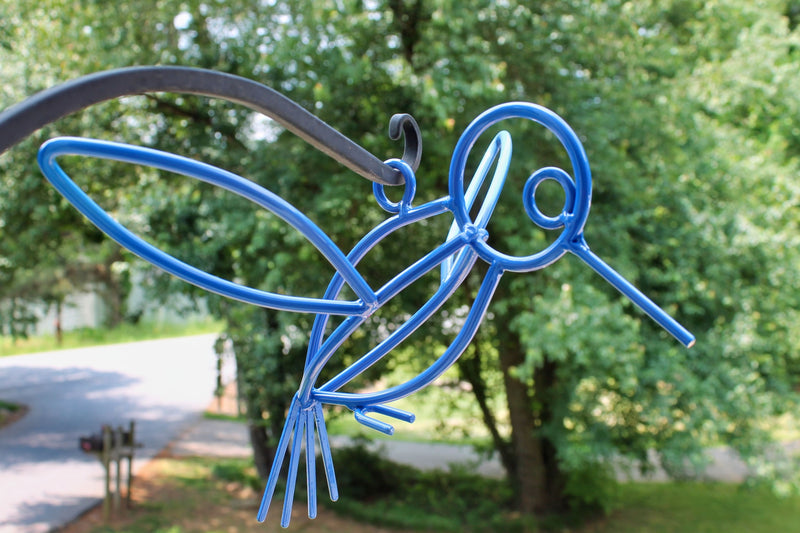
<box><xmin>0</xmin><ymin>334</ymin><xmax>221</xmax><ymax>533</ymax></box>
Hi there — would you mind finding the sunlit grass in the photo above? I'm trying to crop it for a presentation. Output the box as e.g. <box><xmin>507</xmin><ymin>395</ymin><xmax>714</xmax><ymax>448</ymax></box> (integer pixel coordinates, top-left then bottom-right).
<box><xmin>585</xmin><ymin>483</ymin><xmax>800</xmax><ymax>533</ymax></box>
<box><xmin>0</xmin><ymin>318</ymin><xmax>223</xmax><ymax>357</ymax></box>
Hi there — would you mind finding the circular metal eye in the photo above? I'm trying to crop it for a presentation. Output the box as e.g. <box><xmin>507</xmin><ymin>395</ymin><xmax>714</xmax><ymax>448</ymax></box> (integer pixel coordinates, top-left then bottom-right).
<box><xmin>523</xmin><ymin>166</ymin><xmax>576</xmax><ymax>230</ymax></box>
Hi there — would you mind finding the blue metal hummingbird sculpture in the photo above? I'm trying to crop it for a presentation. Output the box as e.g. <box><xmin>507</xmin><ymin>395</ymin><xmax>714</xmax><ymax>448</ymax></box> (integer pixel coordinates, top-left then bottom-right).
<box><xmin>1</xmin><ymin>68</ymin><xmax>694</xmax><ymax>528</ymax></box>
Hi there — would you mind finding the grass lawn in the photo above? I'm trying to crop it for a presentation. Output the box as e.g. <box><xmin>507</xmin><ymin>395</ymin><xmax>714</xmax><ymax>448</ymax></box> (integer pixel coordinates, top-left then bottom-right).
<box><xmin>0</xmin><ymin>318</ymin><xmax>223</xmax><ymax>357</ymax></box>
<box><xmin>58</xmin><ymin>455</ymin><xmax>800</xmax><ymax>533</ymax></box>
<box><xmin>58</xmin><ymin>456</ymin><xmax>410</xmax><ymax>533</ymax></box>
<box><xmin>586</xmin><ymin>482</ymin><xmax>800</xmax><ymax>533</ymax></box>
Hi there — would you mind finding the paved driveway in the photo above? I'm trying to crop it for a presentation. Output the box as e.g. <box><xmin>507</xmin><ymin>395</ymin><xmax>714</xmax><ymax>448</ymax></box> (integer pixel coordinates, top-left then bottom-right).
<box><xmin>0</xmin><ymin>334</ymin><xmax>220</xmax><ymax>533</ymax></box>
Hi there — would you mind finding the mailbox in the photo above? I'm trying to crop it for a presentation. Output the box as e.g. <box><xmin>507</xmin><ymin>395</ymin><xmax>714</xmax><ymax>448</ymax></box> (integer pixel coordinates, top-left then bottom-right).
<box><xmin>78</xmin><ymin>421</ymin><xmax>141</xmax><ymax>520</ymax></box>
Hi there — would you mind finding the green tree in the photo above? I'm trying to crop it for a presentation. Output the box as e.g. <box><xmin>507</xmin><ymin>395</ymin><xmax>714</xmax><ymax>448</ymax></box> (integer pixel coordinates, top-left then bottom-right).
<box><xmin>2</xmin><ymin>0</ymin><xmax>799</xmax><ymax>523</ymax></box>
<box><xmin>158</xmin><ymin>0</ymin><xmax>800</xmax><ymax>515</ymax></box>
<box><xmin>0</xmin><ymin>0</ymin><xmax>180</xmax><ymax>336</ymax></box>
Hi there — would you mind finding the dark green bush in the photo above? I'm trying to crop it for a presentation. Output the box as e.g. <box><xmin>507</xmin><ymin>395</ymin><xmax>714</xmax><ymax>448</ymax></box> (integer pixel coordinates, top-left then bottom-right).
<box><xmin>319</xmin><ymin>443</ymin><xmax>523</xmax><ymax>532</ymax></box>
<box><xmin>319</xmin><ymin>440</ymin><xmax>414</xmax><ymax>501</ymax></box>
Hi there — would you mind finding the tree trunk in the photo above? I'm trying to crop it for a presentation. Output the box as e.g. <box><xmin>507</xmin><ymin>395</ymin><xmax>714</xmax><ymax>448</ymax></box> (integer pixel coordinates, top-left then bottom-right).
<box><xmin>54</xmin><ymin>299</ymin><xmax>63</xmax><ymax>345</ymax></box>
<box><xmin>457</xmin><ymin>337</ymin><xmax>515</xmax><ymax>477</ymax></box>
<box><xmin>497</xmin><ymin>333</ymin><xmax>543</xmax><ymax>514</ymax></box>
<box><xmin>91</xmin><ymin>251</ymin><xmax>127</xmax><ymax>328</ymax></box>
<box><xmin>248</xmin><ymin>417</ymin><xmax>274</xmax><ymax>480</ymax></box>
<box><xmin>532</xmin><ymin>357</ymin><xmax>567</xmax><ymax>512</ymax></box>
<box><xmin>239</xmin><ymin>309</ymin><xmax>290</xmax><ymax>481</ymax></box>
<box><xmin>497</xmin><ymin>327</ymin><xmax>568</xmax><ymax>515</ymax></box>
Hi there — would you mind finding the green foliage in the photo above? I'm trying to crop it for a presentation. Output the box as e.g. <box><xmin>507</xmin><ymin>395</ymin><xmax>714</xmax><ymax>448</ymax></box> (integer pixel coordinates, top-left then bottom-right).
<box><xmin>562</xmin><ymin>461</ymin><xmax>620</xmax><ymax>516</ymax></box>
<box><xmin>2</xmin><ymin>0</ymin><xmax>800</xmax><ymax>520</ymax></box>
<box><xmin>323</xmin><ymin>440</ymin><xmax>408</xmax><ymax>501</ymax></box>
<box><xmin>0</xmin><ymin>1</ymin><xmax>185</xmax><ymax>335</ymax></box>
<box><xmin>323</xmin><ymin>442</ymin><xmax>520</xmax><ymax>532</ymax></box>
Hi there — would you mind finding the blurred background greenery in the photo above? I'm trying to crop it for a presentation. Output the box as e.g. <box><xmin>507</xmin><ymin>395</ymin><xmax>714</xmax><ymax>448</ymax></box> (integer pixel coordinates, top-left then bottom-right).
<box><xmin>1</xmin><ymin>0</ymin><xmax>799</xmax><ymax>529</ymax></box>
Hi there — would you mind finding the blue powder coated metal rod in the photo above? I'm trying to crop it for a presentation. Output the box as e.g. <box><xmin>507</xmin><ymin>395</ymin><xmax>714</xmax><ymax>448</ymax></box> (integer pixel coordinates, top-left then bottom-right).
<box><xmin>572</xmin><ymin>241</ymin><xmax>696</xmax><ymax>347</ymax></box>
<box><xmin>37</xmin><ymin>137</ymin><xmax>376</xmax><ymax>314</ymax></box>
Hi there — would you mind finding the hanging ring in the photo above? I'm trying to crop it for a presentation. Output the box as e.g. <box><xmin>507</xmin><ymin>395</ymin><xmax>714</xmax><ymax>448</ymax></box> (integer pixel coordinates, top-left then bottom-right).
<box><xmin>372</xmin><ymin>159</ymin><xmax>417</xmax><ymax>214</ymax></box>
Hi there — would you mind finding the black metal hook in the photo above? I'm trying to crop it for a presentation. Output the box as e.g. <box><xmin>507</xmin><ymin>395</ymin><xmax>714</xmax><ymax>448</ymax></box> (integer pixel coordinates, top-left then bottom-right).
<box><xmin>0</xmin><ymin>66</ymin><xmax>406</xmax><ymax>186</ymax></box>
<box><xmin>388</xmin><ymin>113</ymin><xmax>422</xmax><ymax>173</ymax></box>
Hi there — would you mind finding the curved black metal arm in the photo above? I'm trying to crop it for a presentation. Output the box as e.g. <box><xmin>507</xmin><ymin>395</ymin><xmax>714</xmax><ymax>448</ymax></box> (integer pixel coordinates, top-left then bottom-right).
<box><xmin>0</xmin><ymin>66</ymin><xmax>406</xmax><ymax>186</ymax></box>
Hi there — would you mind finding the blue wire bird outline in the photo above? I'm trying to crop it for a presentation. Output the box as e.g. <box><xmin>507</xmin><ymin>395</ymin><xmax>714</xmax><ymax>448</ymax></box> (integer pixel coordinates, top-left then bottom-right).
<box><xmin>36</xmin><ymin>101</ymin><xmax>694</xmax><ymax>528</ymax></box>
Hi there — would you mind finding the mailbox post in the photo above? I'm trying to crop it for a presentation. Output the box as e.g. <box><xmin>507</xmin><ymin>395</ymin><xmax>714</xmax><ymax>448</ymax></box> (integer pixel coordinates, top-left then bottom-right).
<box><xmin>79</xmin><ymin>420</ymin><xmax>142</xmax><ymax>521</ymax></box>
